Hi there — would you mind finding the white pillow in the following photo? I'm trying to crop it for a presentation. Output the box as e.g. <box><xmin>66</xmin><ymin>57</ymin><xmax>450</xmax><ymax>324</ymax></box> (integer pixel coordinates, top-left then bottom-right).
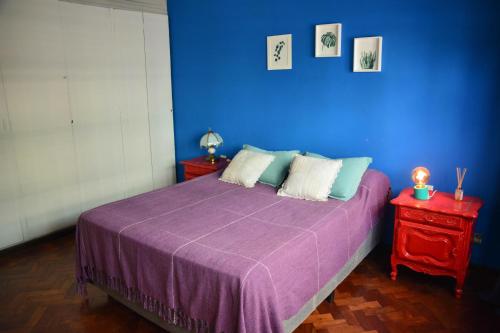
<box><xmin>219</xmin><ymin>149</ymin><xmax>275</xmax><ymax>188</ymax></box>
<box><xmin>278</xmin><ymin>155</ymin><xmax>342</xmax><ymax>201</ymax></box>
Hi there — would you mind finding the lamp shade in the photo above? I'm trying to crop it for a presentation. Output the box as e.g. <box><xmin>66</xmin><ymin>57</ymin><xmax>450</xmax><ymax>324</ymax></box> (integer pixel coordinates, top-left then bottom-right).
<box><xmin>199</xmin><ymin>129</ymin><xmax>223</xmax><ymax>148</ymax></box>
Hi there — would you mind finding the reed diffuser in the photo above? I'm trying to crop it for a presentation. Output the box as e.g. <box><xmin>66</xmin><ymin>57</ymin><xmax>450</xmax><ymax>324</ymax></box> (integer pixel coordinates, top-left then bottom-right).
<box><xmin>455</xmin><ymin>167</ymin><xmax>467</xmax><ymax>201</ymax></box>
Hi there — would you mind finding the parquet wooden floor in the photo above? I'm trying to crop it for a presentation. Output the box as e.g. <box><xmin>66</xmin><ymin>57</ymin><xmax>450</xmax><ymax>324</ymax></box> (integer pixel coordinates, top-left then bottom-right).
<box><xmin>0</xmin><ymin>230</ymin><xmax>499</xmax><ymax>333</ymax></box>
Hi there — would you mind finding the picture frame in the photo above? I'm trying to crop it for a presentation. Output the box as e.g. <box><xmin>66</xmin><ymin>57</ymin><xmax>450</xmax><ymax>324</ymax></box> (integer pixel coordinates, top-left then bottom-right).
<box><xmin>267</xmin><ymin>34</ymin><xmax>292</xmax><ymax>70</ymax></box>
<box><xmin>315</xmin><ymin>23</ymin><xmax>342</xmax><ymax>57</ymax></box>
<box><xmin>353</xmin><ymin>36</ymin><xmax>383</xmax><ymax>72</ymax></box>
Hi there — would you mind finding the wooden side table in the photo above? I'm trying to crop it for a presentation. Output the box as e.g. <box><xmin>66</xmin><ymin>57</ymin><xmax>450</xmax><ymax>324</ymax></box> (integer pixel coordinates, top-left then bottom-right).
<box><xmin>390</xmin><ymin>188</ymin><xmax>483</xmax><ymax>298</ymax></box>
<box><xmin>180</xmin><ymin>156</ymin><xmax>229</xmax><ymax>181</ymax></box>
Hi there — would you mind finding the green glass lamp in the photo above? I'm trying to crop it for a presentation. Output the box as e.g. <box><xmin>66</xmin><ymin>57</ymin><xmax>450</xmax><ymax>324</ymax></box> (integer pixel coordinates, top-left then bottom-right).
<box><xmin>200</xmin><ymin>128</ymin><xmax>223</xmax><ymax>164</ymax></box>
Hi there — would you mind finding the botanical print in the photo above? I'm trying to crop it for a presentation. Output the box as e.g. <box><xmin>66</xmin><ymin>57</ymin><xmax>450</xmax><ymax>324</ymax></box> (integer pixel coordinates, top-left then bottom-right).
<box><xmin>353</xmin><ymin>37</ymin><xmax>382</xmax><ymax>72</ymax></box>
<box><xmin>267</xmin><ymin>34</ymin><xmax>292</xmax><ymax>70</ymax></box>
<box><xmin>315</xmin><ymin>23</ymin><xmax>341</xmax><ymax>57</ymax></box>
<box><xmin>321</xmin><ymin>32</ymin><xmax>337</xmax><ymax>50</ymax></box>
<box><xmin>360</xmin><ymin>51</ymin><xmax>377</xmax><ymax>69</ymax></box>
<box><xmin>273</xmin><ymin>41</ymin><xmax>285</xmax><ymax>62</ymax></box>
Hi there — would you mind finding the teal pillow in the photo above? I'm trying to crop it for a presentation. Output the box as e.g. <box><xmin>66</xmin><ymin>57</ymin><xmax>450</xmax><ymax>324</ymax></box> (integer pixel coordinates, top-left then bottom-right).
<box><xmin>243</xmin><ymin>144</ymin><xmax>300</xmax><ymax>187</ymax></box>
<box><xmin>305</xmin><ymin>152</ymin><xmax>372</xmax><ymax>201</ymax></box>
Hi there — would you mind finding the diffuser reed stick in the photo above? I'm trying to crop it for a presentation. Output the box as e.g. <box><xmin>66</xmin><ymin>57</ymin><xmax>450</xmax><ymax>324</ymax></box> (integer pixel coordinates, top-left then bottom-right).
<box><xmin>455</xmin><ymin>167</ymin><xmax>467</xmax><ymax>200</ymax></box>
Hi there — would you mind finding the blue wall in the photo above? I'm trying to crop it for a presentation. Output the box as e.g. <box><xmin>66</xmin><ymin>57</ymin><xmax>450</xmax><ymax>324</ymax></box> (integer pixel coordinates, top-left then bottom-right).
<box><xmin>167</xmin><ymin>0</ymin><xmax>500</xmax><ymax>268</ymax></box>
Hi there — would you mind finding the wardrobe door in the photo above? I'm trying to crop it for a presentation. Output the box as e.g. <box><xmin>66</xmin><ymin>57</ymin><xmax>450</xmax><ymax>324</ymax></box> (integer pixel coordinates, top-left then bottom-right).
<box><xmin>111</xmin><ymin>9</ymin><xmax>154</xmax><ymax>197</ymax></box>
<box><xmin>0</xmin><ymin>0</ymin><xmax>81</xmax><ymax>240</ymax></box>
<box><xmin>0</xmin><ymin>70</ymin><xmax>23</xmax><ymax>249</ymax></box>
<box><xmin>60</xmin><ymin>2</ymin><xmax>126</xmax><ymax>211</ymax></box>
<box><xmin>143</xmin><ymin>12</ymin><xmax>177</xmax><ymax>189</ymax></box>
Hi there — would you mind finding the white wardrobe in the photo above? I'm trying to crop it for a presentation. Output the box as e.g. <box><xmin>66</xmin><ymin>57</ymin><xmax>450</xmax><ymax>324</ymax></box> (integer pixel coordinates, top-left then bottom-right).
<box><xmin>0</xmin><ymin>0</ymin><xmax>176</xmax><ymax>249</ymax></box>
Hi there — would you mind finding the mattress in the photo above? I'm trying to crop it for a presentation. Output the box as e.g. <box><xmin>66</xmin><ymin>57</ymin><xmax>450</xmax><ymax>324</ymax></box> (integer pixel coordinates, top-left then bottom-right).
<box><xmin>76</xmin><ymin>169</ymin><xmax>390</xmax><ymax>333</ymax></box>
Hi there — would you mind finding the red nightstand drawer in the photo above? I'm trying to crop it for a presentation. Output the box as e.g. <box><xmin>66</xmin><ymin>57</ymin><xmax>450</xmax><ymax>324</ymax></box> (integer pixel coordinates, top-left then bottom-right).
<box><xmin>184</xmin><ymin>173</ymin><xmax>198</xmax><ymax>181</ymax></box>
<box><xmin>181</xmin><ymin>156</ymin><xmax>229</xmax><ymax>181</ymax></box>
<box><xmin>396</xmin><ymin>220</ymin><xmax>462</xmax><ymax>271</ymax></box>
<box><xmin>400</xmin><ymin>207</ymin><xmax>464</xmax><ymax>230</ymax></box>
<box><xmin>186</xmin><ymin>165</ymin><xmax>214</xmax><ymax>176</ymax></box>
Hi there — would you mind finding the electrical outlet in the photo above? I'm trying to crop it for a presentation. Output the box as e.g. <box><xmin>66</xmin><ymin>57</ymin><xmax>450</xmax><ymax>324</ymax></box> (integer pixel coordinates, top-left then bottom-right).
<box><xmin>473</xmin><ymin>233</ymin><xmax>482</xmax><ymax>244</ymax></box>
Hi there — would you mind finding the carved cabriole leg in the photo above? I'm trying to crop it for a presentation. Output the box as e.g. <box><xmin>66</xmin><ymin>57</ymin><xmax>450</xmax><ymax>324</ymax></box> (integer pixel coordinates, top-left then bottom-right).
<box><xmin>456</xmin><ymin>272</ymin><xmax>466</xmax><ymax>299</ymax></box>
<box><xmin>390</xmin><ymin>255</ymin><xmax>398</xmax><ymax>281</ymax></box>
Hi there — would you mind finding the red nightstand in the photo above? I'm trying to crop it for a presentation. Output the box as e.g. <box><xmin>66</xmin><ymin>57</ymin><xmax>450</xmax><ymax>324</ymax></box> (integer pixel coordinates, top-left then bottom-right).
<box><xmin>180</xmin><ymin>156</ymin><xmax>230</xmax><ymax>181</ymax></box>
<box><xmin>390</xmin><ymin>188</ymin><xmax>483</xmax><ymax>298</ymax></box>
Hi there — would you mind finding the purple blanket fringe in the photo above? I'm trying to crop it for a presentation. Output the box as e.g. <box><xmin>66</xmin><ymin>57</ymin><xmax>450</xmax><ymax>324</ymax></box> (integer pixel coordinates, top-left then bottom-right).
<box><xmin>77</xmin><ymin>267</ymin><xmax>209</xmax><ymax>332</ymax></box>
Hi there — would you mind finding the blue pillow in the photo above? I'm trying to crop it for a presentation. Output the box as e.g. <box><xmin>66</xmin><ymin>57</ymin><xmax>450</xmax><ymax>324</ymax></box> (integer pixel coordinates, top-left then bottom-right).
<box><xmin>305</xmin><ymin>152</ymin><xmax>372</xmax><ymax>201</ymax></box>
<box><xmin>243</xmin><ymin>145</ymin><xmax>300</xmax><ymax>187</ymax></box>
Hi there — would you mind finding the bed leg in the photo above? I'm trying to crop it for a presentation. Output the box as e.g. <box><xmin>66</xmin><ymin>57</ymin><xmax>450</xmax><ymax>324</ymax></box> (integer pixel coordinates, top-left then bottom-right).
<box><xmin>326</xmin><ymin>290</ymin><xmax>336</xmax><ymax>304</ymax></box>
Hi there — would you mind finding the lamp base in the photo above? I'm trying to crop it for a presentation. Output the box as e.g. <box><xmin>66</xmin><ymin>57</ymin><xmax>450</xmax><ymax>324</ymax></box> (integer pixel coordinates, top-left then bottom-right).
<box><xmin>413</xmin><ymin>185</ymin><xmax>429</xmax><ymax>200</ymax></box>
<box><xmin>206</xmin><ymin>154</ymin><xmax>217</xmax><ymax>164</ymax></box>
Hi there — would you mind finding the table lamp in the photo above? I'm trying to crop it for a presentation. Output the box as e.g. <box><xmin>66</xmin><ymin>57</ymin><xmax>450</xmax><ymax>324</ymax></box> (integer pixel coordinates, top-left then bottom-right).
<box><xmin>412</xmin><ymin>166</ymin><xmax>431</xmax><ymax>200</ymax></box>
<box><xmin>200</xmin><ymin>128</ymin><xmax>223</xmax><ymax>164</ymax></box>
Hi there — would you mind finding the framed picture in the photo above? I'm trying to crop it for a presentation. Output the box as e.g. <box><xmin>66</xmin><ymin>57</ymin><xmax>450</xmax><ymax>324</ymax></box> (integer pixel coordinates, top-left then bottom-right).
<box><xmin>315</xmin><ymin>23</ymin><xmax>342</xmax><ymax>57</ymax></box>
<box><xmin>267</xmin><ymin>34</ymin><xmax>292</xmax><ymax>70</ymax></box>
<box><xmin>353</xmin><ymin>36</ymin><xmax>383</xmax><ymax>72</ymax></box>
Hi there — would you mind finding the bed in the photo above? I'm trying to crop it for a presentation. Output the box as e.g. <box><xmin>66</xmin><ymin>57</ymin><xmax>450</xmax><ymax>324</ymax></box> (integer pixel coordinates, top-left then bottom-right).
<box><xmin>76</xmin><ymin>169</ymin><xmax>390</xmax><ymax>333</ymax></box>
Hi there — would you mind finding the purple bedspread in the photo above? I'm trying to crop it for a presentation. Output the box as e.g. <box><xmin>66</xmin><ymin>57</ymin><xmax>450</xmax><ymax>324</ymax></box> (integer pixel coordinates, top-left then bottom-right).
<box><xmin>76</xmin><ymin>169</ymin><xmax>389</xmax><ymax>333</ymax></box>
